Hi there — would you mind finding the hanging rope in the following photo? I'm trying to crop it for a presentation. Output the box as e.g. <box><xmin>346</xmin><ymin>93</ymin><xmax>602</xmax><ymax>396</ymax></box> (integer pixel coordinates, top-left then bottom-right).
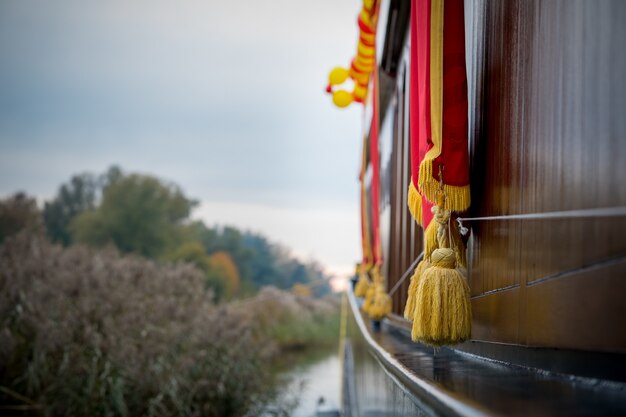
<box><xmin>457</xmin><ymin>206</ymin><xmax>626</xmax><ymax>222</ymax></box>
<box><xmin>388</xmin><ymin>253</ymin><xmax>423</xmax><ymax>297</ymax></box>
<box><xmin>389</xmin><ymin>205</ymin><xmax>626</xmax><ymax>300</ymax></box>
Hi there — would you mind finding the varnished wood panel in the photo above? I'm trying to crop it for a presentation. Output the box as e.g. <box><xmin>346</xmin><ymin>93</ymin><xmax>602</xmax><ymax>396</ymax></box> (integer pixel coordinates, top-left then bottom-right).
<box><xmin>465</xmin><ymin>0</ymin><xmax>626</xmax><ymax>352</ymax></box>
<box><xmin>471</xmin><ymin>287</ymin><xmax>520</xmax><ymax>344</ymax></box>
<box><xmin>524</xmin><ymin>259</ymin><xmax>626</xmax><ymax>353</ymax></box>
<box><xmin>469</xmin><ymin>0</ymin><xmax>626</xmax><ymax>222</ymax></box>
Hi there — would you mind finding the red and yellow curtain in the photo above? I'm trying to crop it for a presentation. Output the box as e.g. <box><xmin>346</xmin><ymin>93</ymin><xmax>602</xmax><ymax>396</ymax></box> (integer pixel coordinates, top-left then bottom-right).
<box><xmin>405</xmin><ymin>0</ymin><xmax>472</xmax><ymax>346</ymax></box>
<box><xmin>408</xmin><ymin>0</ymin><xmax>470</xmax><ymax>231</ymax></box>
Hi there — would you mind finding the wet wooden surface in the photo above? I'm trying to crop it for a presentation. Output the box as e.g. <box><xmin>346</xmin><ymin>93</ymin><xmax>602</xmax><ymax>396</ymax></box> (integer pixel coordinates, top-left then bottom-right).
<box><xmin>346</xmin><ymin>289</ymin><xmax>626</xmax><ymax>417</ymax></box>
<box><xmin>465</xmin><ymin>0</ymin><xmax>626</xmax><ymax>352</ymax></box>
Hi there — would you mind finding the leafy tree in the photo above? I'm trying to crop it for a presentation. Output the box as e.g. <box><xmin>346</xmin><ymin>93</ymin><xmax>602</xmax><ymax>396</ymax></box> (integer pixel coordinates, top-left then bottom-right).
<box><xmin>192</xmin><ymin>226</ymin><xmax>333</xmax><ymax>295</ymax></box>
<box><xmin>100</xmin><ymin>165</ymin><xmax>123</xmax><ymax>186</ymax></box>
<box><xmin>206</xmin><ymin>226</ymin><xmax>254</xmax><ymax>278</ymax></box>
<box><xmin>71</xmin><ymin>173</ymin><xmax>197</xmax><ymax>258</ymax></box>
<box><xmin>240</xmin><ymin>232</ymin><xmax>281</xmax><ymax>287</ymax></box>
<box><xmin>208</xmin><ymin>251</ymin><xmax>240</xmax><ymax>299</ymax></box>
<box><xmin>43</xmin><ymin>173</ymin><xmax>98</xmax><ymax>245</ymax></box>
<box><xmin>0</xmin><ymin>193</ymin><xmax>43</xmax><ymax>244</ymax></box>
<box><xmin>43</xmin><ymin>167</ymin><xmax>333</xmax><ymax>297</ymax></box>
<box><xmin>167</xmin><ymin>241</ymin><xmax>229</xmax><ymax>301</ymax></box>
<box><xmin>288</xmin><ymin>263</ymin><xmax>307</xmax><ymax>283</ymax></box>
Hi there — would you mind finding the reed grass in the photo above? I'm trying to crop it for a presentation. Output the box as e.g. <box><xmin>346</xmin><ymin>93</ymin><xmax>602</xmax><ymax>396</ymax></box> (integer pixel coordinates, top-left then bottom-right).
<box><xmin>0</xmin><ymin>233</ymin><xmax>319</xmax><ymax>417</ymax></box>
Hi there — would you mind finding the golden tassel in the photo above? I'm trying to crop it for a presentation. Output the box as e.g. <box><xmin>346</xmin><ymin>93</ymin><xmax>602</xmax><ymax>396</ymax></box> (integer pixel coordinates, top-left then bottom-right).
<box><xmin>403</xmin><ymin>259</ymin><xmax>430</xmax><ymax>320</ymax></box>
<box><xmin>411</xmin><ymin>191</ymin><xmax>471</xmax><ymax>345</ymax></box>
<box><xmin>411</xmin><ymin>248</ymin><xmax>471</xmax><ymax>345</ymax></box>
<box><xmin>423</xmin><ymin>219</ymin><xmax>439</xmax><ymax>261</ymax></box>
<box><xmin>404</xmin><ymin>197</ymin><xmax>448</xmax><ymax>321</ymax></box>
<box><xmin>369</xmin><ymin>282</ymin><xmax>392</xmax><ymax>320</ymax></box>
<box><xmin>362</xmin><ymin>283</ymin><xmax>376</xmax><ymax>313</ymax></box>
<box><xmin>403</xmin><ymin>270</ymin><xmax>419</xmax><ymax>320</ymax></box>
<box><xmin>354</xmin><ymin>272</ymin><xmax>370</xmax><ymax>297</ymax></box>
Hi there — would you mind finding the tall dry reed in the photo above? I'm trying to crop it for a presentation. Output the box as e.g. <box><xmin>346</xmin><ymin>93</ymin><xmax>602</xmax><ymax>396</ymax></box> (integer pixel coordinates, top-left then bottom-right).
<box><xmin>0</xmin><ymin>233</ymin><xmax>287</xmax><ymax>417</ymax></box>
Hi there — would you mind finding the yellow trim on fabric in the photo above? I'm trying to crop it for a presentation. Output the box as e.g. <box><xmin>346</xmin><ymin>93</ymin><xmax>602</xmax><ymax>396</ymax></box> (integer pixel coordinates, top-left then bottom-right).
<box><xmin>360</xmin><ymin>135</ymin><xmax>374</xmax><ymax>268</ymax></box>
<box><xmin>407</xmin><ymin>181</ymin><xmax>423</xmax><ymax>226</ymax></box>
<box><xmin>426</xmin><ymin>0</ymin><xmax>444</xmax><ymax>163</ymax></box>
<box><xmin>418</xmin><ymin>0</ymin><xmax>449</xmax><ymax>206</ymax></box>
<box><xmin>420</xmin><ymin>159</ymin><xmax>471</xmax><ymax>210</ymax></box>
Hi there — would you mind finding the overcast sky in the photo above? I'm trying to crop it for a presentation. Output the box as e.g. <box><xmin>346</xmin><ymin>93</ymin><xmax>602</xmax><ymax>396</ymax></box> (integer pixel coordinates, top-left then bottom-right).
<box><xmin>0</xmin><ymin>0</ymin><xmax>365</xmax><ymax>282</ymax></box>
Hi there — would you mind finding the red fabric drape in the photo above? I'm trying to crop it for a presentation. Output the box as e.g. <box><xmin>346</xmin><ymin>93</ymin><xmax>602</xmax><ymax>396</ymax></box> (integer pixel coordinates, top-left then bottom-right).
<box><xmin>410</xmin><ymin>0</ymin><xmax>435</xmax><ymax>227</ymax></box>
<box><xmin>436</xmin><ymin>0</ymin><xmax>469</xmax><ymax>188</ymax></box>
<box><xmin>417</xmin><ymin>0</ymin><xmax>470</xmax><ymax>210</ymax></box>
<box><xmin>370</xmin><ymin>71</ymin><xmax>382</xmax><ymax>266</ymax></box>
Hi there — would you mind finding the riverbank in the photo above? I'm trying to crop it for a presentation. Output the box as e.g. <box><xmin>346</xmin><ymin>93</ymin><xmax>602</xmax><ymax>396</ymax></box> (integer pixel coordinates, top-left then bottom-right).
<box><xmin>0</xmin><ymin>233</ymin><xmax>340</xmax><ymax>416</ymax></box>
<box><xmin>231</xmin><ymin>286</ymin><xmax>340</xmax><ymax>354</ymax></box>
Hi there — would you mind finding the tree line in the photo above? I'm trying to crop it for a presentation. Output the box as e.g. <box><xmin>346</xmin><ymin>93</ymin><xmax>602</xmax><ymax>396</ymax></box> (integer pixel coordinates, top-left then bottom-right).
<box><xmin>1</xmin><ymin>166</ymin><xmax>331</xmax><ymax>300</ymax></box>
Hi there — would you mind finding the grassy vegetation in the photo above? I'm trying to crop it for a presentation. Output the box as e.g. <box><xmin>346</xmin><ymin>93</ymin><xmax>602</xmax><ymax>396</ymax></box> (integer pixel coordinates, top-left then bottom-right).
<box><xmin>233</xmin><ymin>287</ymin><xmax>340</xmax><ymax>352</ymax></box>
<box><xmin>269</xmin><ymin>312</ymin><xmax>340</xmax><ymax>351</ymax></box>
<box><xmin>0</xmin><ymin>232</ymin><xmax>339</xmax><ymax>417</ymax></box>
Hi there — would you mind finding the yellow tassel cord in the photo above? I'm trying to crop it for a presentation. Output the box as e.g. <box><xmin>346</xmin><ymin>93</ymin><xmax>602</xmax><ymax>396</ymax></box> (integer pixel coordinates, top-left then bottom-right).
<box><xmin>354</xmin><ymin>272</ymin><xmax>371</xmax><ymax>297</ymax></box>
<box><xmin>411</xmin><ymin>248</ymin><xmax>471</xmax><ymax>345</ymax></box>
<box><xmin>450</xmin><ymin>218</ymin><xmax>467</xmax><ymax>268</ymax></box>
<box><xmin>402</xmin><ymin>203</ymin><xmax>446</xmax><ymax>322</ymax></box>
<box><xmin>407</xmin><ymin>181</ymin><xmax>423</xmax><ymax>226</ymax></box>
<box><xmin>369</xmin><ymin>283</ymin><xmax>392</xmax><ymax>320</ymax></box>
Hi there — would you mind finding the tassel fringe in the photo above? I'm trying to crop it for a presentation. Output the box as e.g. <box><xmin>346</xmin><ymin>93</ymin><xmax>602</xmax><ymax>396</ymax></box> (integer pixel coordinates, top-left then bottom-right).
<box><xmin>403</xmin><ymin>259</ymin><xmax>430</xmax><ymax>320</ymax></box>
<box><xmin>418</xmin><ymin>159</ymin><xmax>470</xmax><ymax>212</ymax></box>
<box><xmin>424</xmin><ymin>219</ymin><xmax>439</xmax><ymax>261</ymax></box>
<box><xmin>411</xmin><ymin>248</ymin><xmax>471</xmax><ymax>345</ymax></box>
<box><xmin>407</xmin><ymin>181</ymin><xmax>423</xmax><ymax>226</ymax></box>
<box><xmin>369</xmin><ymin>284</ymin><xmax>392</xmax><ymax>320</ymax></box>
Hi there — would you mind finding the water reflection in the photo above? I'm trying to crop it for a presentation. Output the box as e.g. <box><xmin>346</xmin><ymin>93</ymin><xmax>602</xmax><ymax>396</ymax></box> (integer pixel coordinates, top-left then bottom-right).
<box><xmin>278</xmin><ymin>349</ymin><xmax>341</xmax><ymax>417</ymax></box>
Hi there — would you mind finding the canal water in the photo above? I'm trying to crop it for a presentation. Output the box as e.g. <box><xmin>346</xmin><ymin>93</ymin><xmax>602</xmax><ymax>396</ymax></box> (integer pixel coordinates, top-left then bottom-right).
<box><xmin>279</xmin><ymin>349</ymin><xmax>341</xmax><ymax>417</ymax></box>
